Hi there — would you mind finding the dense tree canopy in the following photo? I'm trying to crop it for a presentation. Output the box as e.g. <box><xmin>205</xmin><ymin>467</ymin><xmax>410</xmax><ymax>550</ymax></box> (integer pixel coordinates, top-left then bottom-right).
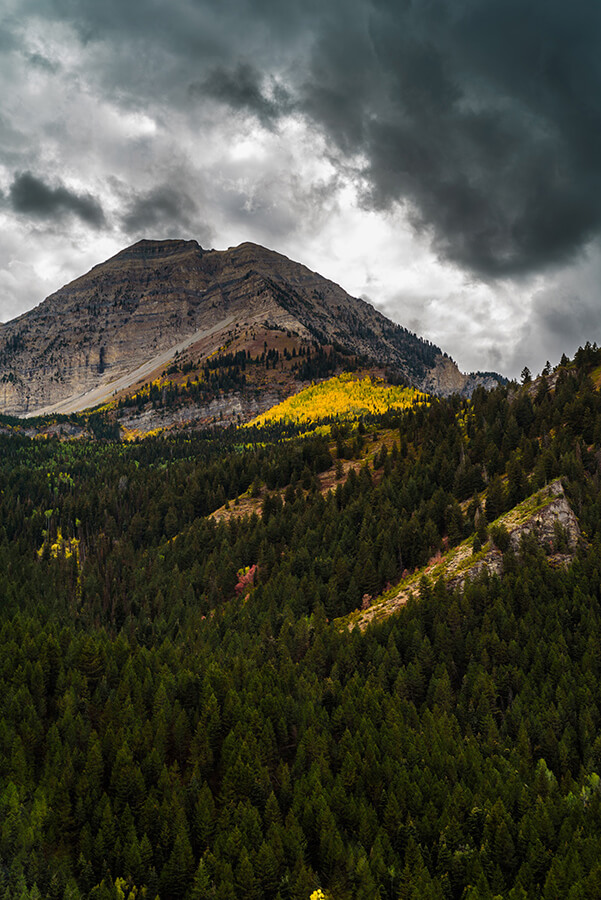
<box><xmin>2</xmin><ymin>348</ymin><xmax>601</xmax><ymax>898</ymax></box>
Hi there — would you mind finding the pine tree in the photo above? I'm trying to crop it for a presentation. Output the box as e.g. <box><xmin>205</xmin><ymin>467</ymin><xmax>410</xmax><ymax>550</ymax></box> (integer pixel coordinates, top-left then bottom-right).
<box><xmin>190</xmin><ymin>860</ymin><xmax>213</xmax><ymax>900</ymax></box>
<box><xmin>160</xmin><ymin>823</ymin><xmax>194</xmax><ymax>899</ymax></box>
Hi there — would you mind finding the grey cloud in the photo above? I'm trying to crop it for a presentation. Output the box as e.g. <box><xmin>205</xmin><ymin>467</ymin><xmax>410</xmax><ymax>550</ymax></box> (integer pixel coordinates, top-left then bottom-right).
<box><xmin>27</xmin><ymin>52</ymin><xmax>59</xmax><ymax>73</ymax></box>
<box><xmin>295</xmin><ymin>0</ymin><xmax>601</xmax><ymax>278</ymax></box>
<box><xmin>9</xmin><ymin>172</ymin><xmax>105</xmax><ymax>228</ymax></box>
<box><xmin>178</xmin><ymin>0</ymin><xmax>601</xmax><ymax>280</ymax></box>
<box><xmin>507</xmin><ymin>245</ymin><xmax>601</xmax><ymax>376</ymax></box>
<box><xmin>120</xmin><ymin>185</ymin><xmax>211</xmax><ymax>243</ymax></box>
<box><xmin>40</xmin><ymin>0</ymin><xmax>311</xmax><ymax>50</ymax></box>
<box><xmin>511</xmin><ymin>289</ymin><xmax>599</xmax><ymax>376</ymax></box>
<box><xmin>192</xmin><ymin>63</ymin><xmax>292</xmax><ymax>126</ymax></box>
<box><xmin>11</xmin><ymin>0</ymin><xmax>601</xmax><ymax>283</ymax></box>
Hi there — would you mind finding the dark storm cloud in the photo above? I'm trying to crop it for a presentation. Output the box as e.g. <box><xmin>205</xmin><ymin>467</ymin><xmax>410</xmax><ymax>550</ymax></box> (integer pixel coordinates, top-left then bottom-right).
<box><xmin>116</xmin><ymin>0</ymin><xmax>601</xmax><ymax>280</ymax></box>
<box><xmin>9</xmin><ymin>172</ymin><xmax>105</xmax><ymax>228</ymax></box>
<box><xmin>193</xmin><ymin>63</ymin><xmax>291</xmax><ymax>126</ymax></box>
<box><xmin>12</xmin><ymin>0</ymin><xmax>601</xmax><ymax>281</ymax></box>
<box><xmin>120</xmin><ymin>185</ymin><xmax>209</xmax><ymax>240</ymax></box>
<box><xmin>294</xmin><ymin>0</ymin><xmax>601</xmax><ymax>277</ymax></box>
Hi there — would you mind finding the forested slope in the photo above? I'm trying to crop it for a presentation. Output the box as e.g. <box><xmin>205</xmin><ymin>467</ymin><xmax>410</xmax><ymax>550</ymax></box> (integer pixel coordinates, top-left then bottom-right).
<box><xmin>2</xmin><ymin>345</ymin><xmax>601</xmax><ymax>898</ymax></box>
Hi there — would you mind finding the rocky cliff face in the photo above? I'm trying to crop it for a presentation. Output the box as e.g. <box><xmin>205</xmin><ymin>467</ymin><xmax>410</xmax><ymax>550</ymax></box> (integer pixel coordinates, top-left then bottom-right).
<box><xmin>118</xmin><ymin>390</ymin><xmax>284</xmax><ymax>437</ymax></box>
<box><xmin>420</xmin><ymin>355</ymin><xmax>503</xmax><ymax>398</ymax></box>
<box><xmin>0</xmin><ymin>239</ymin><xmax>501</xmax><ymax>417</ymax></box>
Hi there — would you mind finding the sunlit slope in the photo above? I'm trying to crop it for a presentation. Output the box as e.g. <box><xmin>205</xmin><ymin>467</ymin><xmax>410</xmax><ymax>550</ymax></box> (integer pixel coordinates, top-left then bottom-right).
<box><xmin>248</xmin><ymin>373</ymin><xmax>427</xmax><ymax>426</ymax></box>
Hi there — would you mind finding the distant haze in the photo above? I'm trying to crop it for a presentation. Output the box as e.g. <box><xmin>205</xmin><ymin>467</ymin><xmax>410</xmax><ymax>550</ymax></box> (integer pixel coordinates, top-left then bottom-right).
<box><xmin>1</xmin><ymin>0</ymin><xmax>600</xmax><ymax>378</ymax></box>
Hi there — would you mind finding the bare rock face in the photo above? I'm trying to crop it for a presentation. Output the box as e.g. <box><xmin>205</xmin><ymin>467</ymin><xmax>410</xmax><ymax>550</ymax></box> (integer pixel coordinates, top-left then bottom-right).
<box><xmin>446</xmin><ymin>482</ymin><xmax>581</xmax><ymax>594</ymax></box>
<box><xmin>507</xmin><ymin>480</ymin><xmax>581</xmax><ymax>555</ymax></box>
<box><xmin>0</xmin><ymin>238</ymin><xmax>503</xmax><ymax>417</ymax></box>
<box><xmin>118</xmin><ymin>390</ymin><xmax>283</xmax><ymax>435</ymax></box>
<box><xmin>421</xmin><ymin>355</ymin><xmax>468</xmax><ymax>396</ymax></box>
<box><xmin>420</xmin><ymin>354</ymin><xmax>503</xmax><ymax>398</ymax></box>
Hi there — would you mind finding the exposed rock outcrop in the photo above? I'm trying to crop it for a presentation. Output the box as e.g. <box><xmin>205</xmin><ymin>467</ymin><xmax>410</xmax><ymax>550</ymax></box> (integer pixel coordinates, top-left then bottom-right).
<box><xmin>347</xmin><ymin>480</ymin><xmax>580</xmax><ymax>631</ymax></box>
<box><xmin>505</xmin><ymin>479</ymin><xmax>580</xmax><ymax>554</ymax></box>
<box><xmin>118</xmin><ymin>390</ymin><xmax>284</xmax><ymax>435</ymax></box>
<box><xmin>421</xmin><ymin>354</ymin><xmax>504</xmax><ymax>398</ymax></box>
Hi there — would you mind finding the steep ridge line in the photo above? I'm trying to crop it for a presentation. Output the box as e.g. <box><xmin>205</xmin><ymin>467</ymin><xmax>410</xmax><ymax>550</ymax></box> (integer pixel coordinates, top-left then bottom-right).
<box><xmin>343</xmin><ymin>480</ymin><xmax>581</xmax><ymax>632</ymax></box>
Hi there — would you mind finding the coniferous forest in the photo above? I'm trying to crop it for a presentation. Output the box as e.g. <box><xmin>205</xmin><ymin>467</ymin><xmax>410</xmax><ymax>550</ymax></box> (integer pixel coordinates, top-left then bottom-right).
<box><xmin>3</xmin><ymin>346</ymin><xmax>601</xmax><ymax>899</ymax></box>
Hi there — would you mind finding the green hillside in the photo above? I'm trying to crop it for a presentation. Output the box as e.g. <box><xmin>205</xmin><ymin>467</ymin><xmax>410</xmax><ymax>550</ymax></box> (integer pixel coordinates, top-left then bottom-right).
<box><xmin>1</xmin><ymin>344</ymin><xmax>601</xmax><ymax>898</ymax></box>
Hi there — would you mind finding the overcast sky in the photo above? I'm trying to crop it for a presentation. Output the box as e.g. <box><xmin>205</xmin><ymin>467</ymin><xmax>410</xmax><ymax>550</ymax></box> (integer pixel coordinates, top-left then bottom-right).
<box><xmin>1</xmin><ymin>0</ymin><xmax>600</xmax><ymax>378</ymax></box>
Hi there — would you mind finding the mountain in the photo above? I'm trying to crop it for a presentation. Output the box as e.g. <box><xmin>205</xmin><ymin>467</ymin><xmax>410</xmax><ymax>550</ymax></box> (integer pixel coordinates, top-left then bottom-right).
<box><xmin>0</xmin><ymin>239</ymin><xmax>501</xmax><ymax>418</ymax></box>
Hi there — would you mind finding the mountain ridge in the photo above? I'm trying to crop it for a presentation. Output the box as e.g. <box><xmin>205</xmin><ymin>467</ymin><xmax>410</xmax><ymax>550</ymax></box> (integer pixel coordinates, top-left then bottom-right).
<box><xmin>0</xmin><ymin>238</ymin><xmax>502</xmax><ymax>419</ymax></box>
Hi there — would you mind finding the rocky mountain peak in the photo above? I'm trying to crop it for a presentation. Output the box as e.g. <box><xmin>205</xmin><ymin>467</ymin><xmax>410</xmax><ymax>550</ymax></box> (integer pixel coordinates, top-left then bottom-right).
<box><xmin>109</xmin><ymin>237</ymin><xmax>204</xmax><ymax>263</ymax></box>
<box><xmin>0</xmin><ymin>238</ymin><xmax>502</xmax><ymax>418</ymax></box>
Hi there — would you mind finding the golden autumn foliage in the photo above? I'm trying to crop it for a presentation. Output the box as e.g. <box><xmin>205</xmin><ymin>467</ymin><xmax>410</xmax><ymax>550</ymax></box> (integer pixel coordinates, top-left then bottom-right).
<box><xmin>248</xmin><ymin>373</ymin><xmax>427</xmax><ymax>427</ymax></box>
<box><xmin>38</xmin><ymin>526</ymin><xmax>80</xmax><ymax>562</ymax></box>
<box><xmin>121</xmin><ymin>426</ymin><xmax>165</xmax><ymax>442</ymax></box>
<box><xmin>38</xmin><ymin>525</ymin><xmax>82</xmax><ymax>602</ymax></box>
